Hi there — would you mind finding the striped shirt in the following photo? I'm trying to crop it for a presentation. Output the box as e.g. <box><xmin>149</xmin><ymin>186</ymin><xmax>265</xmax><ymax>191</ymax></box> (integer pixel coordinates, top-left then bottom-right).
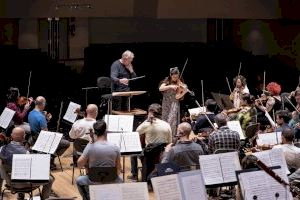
<box><xmin>208</xmin><ymin>126</ymin><xmax>241</xmax><ymax>154</ymax></box>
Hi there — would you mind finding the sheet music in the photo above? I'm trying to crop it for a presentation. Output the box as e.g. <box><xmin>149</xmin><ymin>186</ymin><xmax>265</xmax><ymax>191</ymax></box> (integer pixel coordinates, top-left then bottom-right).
<box><xmin>239</xmin><ymin>168</ymin><xmax>293</xmax><ymax>200</ymax></box>
<box><xmin>151</xmin><ymin>174</ymin><xmax>183</xmax><ymax>200</ymax></box>
<box><xmin>227</xmin><ymin>120</ymin><xmax>245</xmax><ymax>140</ymax></box>
<box><xmin>107</xmin><ymin>132</ymin><xmax>142</xmax><ymax>153</ymax></box>
<box><xmin>219</xmin><ymin>152</ymin><xmax>241</xmax><ymax>183</ymax></box>
<box><xmin>188</xmin><ymin>107</ymin><xmax>206</xmax><ymax>116</ymax></box>
<box><xmin>63</xmin><ymin>102</ymin><xmax>81</xmax><ymax>123</ymax></box>
<box><xmin>90</xmin><ymin>184</ymin><xmax>121</xmax><ymax>200</ymax></box>
<box><xmin>178</xmin><ymin>170</ymin><xmax>208</xmax><ymax>200</ymax></box>
<box><xmin>90</xmin><ymin>183</ymin><xmax>149</xmax><ymax>200</ymax></box>
<box><xmin>11</xmin><ymin>154</ymin><xmax>31</xmax><ymax>180</ymax></box>
<box><xmin>32</xmin><ymin>131</ymin><xmax>63</xmax><ymax>154</ymax></box>
<box><xmin>199</xmin><ymin>154</ymin><xmax>224</xmax><ymax>185</ymax></box>
<box><xmin>49</xmin><ymin>133</ymin><xmax>63</xmax><ymax>154</ymax></box>
<box><xmin>256</xmin><ymin>132</ymin><xmax>282</xmax><ymax>146</ymax></box>
<box><xmin>254</xmin><ymin>148</ymin><xmax>290</xmax><ymax>175</ymax></box>
<box><xmin>104</xmin><ymin>115</ymin><xmax>134</xmax><ymax>132</ymax></box>
<box><xmin>121</xmin><ymin>182</ymin><xmax>149</xmax><ymax>200</ymax></box>
<box><xmin>30</xmin><ymin>154</ymin><xmax>50</xmax><ymax>180</ymax></box>
<box><xmin>0</xmin><ymin>107</ymin><xmax>15</xmax><ymax>129</ymax></box>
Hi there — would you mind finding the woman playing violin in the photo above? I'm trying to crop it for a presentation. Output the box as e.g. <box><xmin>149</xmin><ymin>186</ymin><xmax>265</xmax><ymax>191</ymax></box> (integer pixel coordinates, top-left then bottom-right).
<box><xmin>6</xmin><ymin>87</ymin><xmax>33</xmax><ymax>135</ymax></box>
<box><xmin>159</xmin><ymin>67</ymin><xmax>187</xmax><ymax>136</ymax></box>
<box><xmin>230</xmin><ymin>75</ymin><xmax>250</xmax><ymax>109</ymax></box>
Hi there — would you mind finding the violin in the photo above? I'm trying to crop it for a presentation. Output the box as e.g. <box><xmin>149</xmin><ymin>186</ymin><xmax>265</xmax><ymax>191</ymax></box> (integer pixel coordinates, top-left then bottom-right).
<box><xmin>175</xmin><ymin>80</ymin><xmax>188</xmax><ymax>100</ymax></box>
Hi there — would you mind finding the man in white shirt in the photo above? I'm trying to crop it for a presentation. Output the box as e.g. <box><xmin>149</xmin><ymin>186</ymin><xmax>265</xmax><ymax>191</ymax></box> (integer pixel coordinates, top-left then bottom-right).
<box><xmin>273</xmin><ymin>128</ymin><xmax>300</xmax><ymax>182</ymax></box>
<box><xmin>69</xmin><ymin>104</ymin><xmax>98</xmax><ymax>142</ymax></box>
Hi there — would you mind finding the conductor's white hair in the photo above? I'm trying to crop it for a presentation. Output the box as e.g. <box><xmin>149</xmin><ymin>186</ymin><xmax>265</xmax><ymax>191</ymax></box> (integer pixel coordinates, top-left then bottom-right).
<box><xmin>122</xmin><ymin>50</ymin><xmax>134</xmax><ymax>59</ymax></box>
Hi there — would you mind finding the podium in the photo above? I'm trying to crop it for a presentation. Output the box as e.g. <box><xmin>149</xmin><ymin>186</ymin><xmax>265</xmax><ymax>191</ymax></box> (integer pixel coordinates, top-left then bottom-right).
<box><xmin>112</xmin><ymin>90</ymin><xmax>147</xmax><ymax>113</ymax></box>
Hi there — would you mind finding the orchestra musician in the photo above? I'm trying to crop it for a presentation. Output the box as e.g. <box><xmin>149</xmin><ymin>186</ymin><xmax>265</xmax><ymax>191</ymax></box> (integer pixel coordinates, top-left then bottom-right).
<box><xmin>229</xmin><ymin>75</ymin><xmax>250</xmax><ymax>109</ymax></box>
<box><xmin>76</xmin><ymin>120</ymin><xmax>122</xmax><ymax>200</ymax></box>
<box><xmin>110</xmin><ymin>50</ymin><xmax>137</xmax><ymax>111</ymax></box>
<box><xmin>236</xmin><ymin>93</ymin><xmax>257</xmax><ymax>132</ymax></box>
<box><xmin>5</xmin><ymin>87</ymin><xmax>33</xmax><ymax>135</ymax></box>
<box><xmin>159</xmin><ymin>67</ymin><xmax>187</xmax><ymax>136</ymax></box>
<box><xmin>28</xmin><ymin>96</ymin><xmax>70</xmax><ymax>170</ymax></box>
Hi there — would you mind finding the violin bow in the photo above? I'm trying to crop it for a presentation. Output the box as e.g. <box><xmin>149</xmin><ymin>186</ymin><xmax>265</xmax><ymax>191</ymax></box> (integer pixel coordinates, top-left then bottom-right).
<box><xmin>238</xmin><ymin>62</ymin><xmax>241</xmax><ymax>76</ymax></box>
<box><xmin>26</xmin><ymin>71</ymin><xmax>32</xmax><ymax>99</ymax></box>
<box><xmin>201</xmin><ymin>80</ymin><xmax>205</xmax><ymax>107</ymax></box>
<box><xmin>226</xmin><ymin>77</ymin><xmax>232</xmax><ymax>94</ymax></box>
<box><xmin>179</xmin><ymin>58</ymin><xmax>188</xmax><ymax>80</ymax></box>
<box><xmin>263</xmin><ymin>71</ymin><xmax>266</xmax><ymax>95</ymax></box>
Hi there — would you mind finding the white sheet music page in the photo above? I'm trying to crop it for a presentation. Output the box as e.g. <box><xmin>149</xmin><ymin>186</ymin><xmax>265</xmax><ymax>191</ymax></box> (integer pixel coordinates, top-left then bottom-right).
<box><xmin>48</xmin><ymin>132</ymin><xmax>63</xmax><ymax>154</ymax></box>
<box><xmin>63</xmin><ymin>102</ymin><xmax>81</xmax><ymax>123</ymax></box>
<box><xmin>32</xmin><ymin>130</ymin><xmax>51</xmax><ymax>152</ymax></box>
<box><xmin>178</xmin><ymin>170</ymin><xmax>208</xmax><ymax>200</ymax></box>
<box><xmin>89</xmin><ymin>184</ymin><xmax>121</xmax><ymax>200</ymax></box>
<box><xmin>199</xmin><ymin>154</ymin><xmax>224</xmax><ymax>185</ymax></box>
<box><xmin>107</xmin><ymin>133</ymin><xmax>121</xmax><ymax>149</ymax></box>
<box><xmin>121</xmin><ymin>182</ymin><xmax>149</xmax><ymax>200</ymax></box>
<box><xmin>0</xmin><ymin>107</ymin><xmax>15</xmax><ymax>129</ymax></box>
<box><xmin>105</xmin><ymin>115</ymin><xmax>120</xmax><ymax>132</ymax></box>
<box><xmin>269</xmin><ymin>148</ymin><xmax>290</xmax><ymax>175</ymax></box>
<box><xmin>42</xmin><ymin>132</ymin><xmax>56</xmax><ymax>153</ymax></box>
<box><xmin>257</xmin><ymin>132</ymin><xmax>282</xmax><ymax>146</ymax></box>
<box><xmin>122</xmin><ymin>132</ymin><xmax>142</xmax><ymax>153</ymax></box>
<box><xmin>118</xmin><ymin>115</ymin><xmax>134</xmax><ymax>132</ymax></box>
<box><xmin>151</xmin><ymin>174</ymin><xmax>183</xmax><ymax>200</ymax></box>
<box><xmin>30</xmin><ymin>154</ymin><xmax>50</xmax><ymax>180</ymax></box>
<box><xmin>253</xmin><ymin>150</ymin><xmax>272</xmax><ymax>166</ymax></box>
<box><xmin>219</xmin><ymin>152</ymin><xmax>241</xmax><ymax>183</ymax></box>
<box><xmin>11</xmin><ymin>154</ymin><xmax>31</xmax><ymax>180</ymax></box>
<box><xmin>227</xmin><ymin>120</ymin><xmax>245</xmax><ymax>140</ymax></box>
<box><xmin>188</xmin><ymin>107</ymin><xmax>206</xmax><ymax>116</ymax></box>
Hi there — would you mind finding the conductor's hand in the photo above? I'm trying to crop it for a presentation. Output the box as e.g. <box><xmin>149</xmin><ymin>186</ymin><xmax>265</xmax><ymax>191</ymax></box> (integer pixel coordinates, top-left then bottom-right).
<box><xmin>119</xmin><ymin>78</ymin><xmax>129</xmax><ymax>85</ymax></box>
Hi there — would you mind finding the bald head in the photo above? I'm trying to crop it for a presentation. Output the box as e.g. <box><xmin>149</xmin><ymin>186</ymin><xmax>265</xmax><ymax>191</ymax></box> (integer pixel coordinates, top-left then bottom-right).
<box><xmin>86</xmin><ymin>104</ymin><xmax>98</xmax><ymax>119</ymax></box>
<box><xmin>177</xmin><ymin>122</ymin><xmax>192</xmax><ymax>137</ymax></box>
<box><xmin>35</xmin><ymin>96</ymin><xmax>46</xmax><ymax>110</ymax></box>
<box><xmin>11</xmin><ymin>127</ymin><xmax>25</xmax><ymax>142</ymax></box>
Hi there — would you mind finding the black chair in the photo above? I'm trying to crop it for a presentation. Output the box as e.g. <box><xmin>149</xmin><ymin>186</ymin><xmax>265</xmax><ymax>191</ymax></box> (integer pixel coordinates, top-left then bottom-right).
<box><xmin>88</xmin><ymin>167</ymin><xmax>118</xmax><ymax>183</ymax></box>
<box><xmin>97</xmin><ymin>77</ymin><xmax>112</xmax><ymax>114</ymax></box>
<box><xmin>71</xmin><ymin>138</ymin><xmax>89</xmax><ymax>184</ymax></box>
<box><xmin>155</xmin><ymin>162</ymin><xmax>180</xmax><ymax>176</ymax></box>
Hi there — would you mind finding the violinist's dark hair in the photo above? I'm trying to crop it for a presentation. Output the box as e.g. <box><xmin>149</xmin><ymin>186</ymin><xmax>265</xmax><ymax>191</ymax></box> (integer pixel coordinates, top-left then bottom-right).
<box><xmin>147</xmin><ymin>103</ymin><xmax>162</xmax><ymax>123</ymax></box>
<box><xmin>241</xmin><ymin>93</ymin><xmax>255</xmax><ymax>105</ymax></box>
<box><xmin>233</xmin><ymin>75</ymin><xmax>247</xmax><ymax>87</ymax></box>
<box><xmin>275</xmin><ymin>110</ymin><xmax>291</xmax><ymax>124</ymax></box>
<box><xmin>6</xmin><ymin>87</ymin><xmax>20</xmax><ymax>103</ymax></box>
<box><xmin>161</xmin><ymin>67</ymin><xmax>181</xmax><ymax>85</ymax></box>
<box><xmin>241</xmin><ymin>155</ymin><xmax>258</xmax><ymax>169</ymax></box>
<box><xmin>205</xmin><ymin>99</ymin><xmax>217</xmax><ymax>112</ymax></box>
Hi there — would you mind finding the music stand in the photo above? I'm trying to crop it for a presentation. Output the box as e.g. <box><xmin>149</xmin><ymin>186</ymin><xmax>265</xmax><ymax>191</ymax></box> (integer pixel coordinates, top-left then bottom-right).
<box><xmin>112</xmin><ymin>91</ymin><xmax>146</xmax><ymax>112</ymax></box>
<box><xmin>82</xmin><ymin>86</ymin><xmax>98</xmax><ymax>107</ymax></box>
<box><xmin>211</xmin><ymin>92</ymin><xmax>234</xmax><ymax>110</ymax></box>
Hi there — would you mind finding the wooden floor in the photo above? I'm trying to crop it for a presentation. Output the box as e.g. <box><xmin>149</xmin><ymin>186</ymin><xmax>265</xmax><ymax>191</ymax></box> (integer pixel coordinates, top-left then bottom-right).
<box><xmin>2</xmin><ymin>143</ymin><xmax>156</xmax><ymax>200</ymax></box>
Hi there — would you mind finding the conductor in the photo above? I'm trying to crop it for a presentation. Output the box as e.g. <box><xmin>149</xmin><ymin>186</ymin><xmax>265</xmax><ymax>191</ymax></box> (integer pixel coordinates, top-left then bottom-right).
<box><xmin>110</xmin><ymin>50</ymin><xmax>137</xmax><ymax>111</ymax></box>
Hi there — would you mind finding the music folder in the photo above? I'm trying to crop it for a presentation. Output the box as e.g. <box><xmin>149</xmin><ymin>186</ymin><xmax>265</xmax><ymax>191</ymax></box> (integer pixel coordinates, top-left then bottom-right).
<box><xmin>12</xmin><ymin>154</ymin><xmax>50</xmax><ymax>182</ymax></box>
<box><xmin>0</xmin><ymin>107</ymin><xmax>15</xmax><ymax>129</ymax></box>
<box><xmin>63</xmin><ymin>101</ymin><xmax>81</xmax><ymax>123</ymax></box>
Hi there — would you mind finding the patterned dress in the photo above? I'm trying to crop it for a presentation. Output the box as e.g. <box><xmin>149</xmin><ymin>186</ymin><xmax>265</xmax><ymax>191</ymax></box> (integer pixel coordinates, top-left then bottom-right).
<box><xmin>161</xmin><ymin>87</ymin><xmax>180</xmax><ymax>136</ymax></box>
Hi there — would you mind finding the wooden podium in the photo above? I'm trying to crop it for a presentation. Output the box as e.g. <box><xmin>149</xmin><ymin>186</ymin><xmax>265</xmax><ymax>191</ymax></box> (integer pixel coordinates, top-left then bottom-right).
<box><xmin>112</xmin><ymin>91</ymin><xmax>147</xmax><ymax>114</ymax></box>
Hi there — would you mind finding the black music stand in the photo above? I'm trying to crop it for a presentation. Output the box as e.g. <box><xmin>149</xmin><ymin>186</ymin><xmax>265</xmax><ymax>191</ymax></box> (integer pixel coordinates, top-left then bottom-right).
<box><xmin>211</xmin><ymin>92</ymin><xmax>234</xmax><ymax>110</ymax></box>
<box><xmin>82</xmin><ymin>86</ymin><xmax>98</xmax><ymax>107</ymax></box>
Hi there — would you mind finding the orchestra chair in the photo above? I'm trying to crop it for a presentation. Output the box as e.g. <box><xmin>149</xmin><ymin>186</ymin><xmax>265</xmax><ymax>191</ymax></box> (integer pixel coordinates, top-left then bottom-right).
<box><xmin>0</xmin><ymin>159</ymin><xmax>42</xmax><ymax>200</ymax></box>
<box><xmin>71</xmin><ymin>138</ymin><xmax>88</xmax><ymax>184</ymax></box>
<box><xmin>97</xmin><ymin>77</ymin><xmax>112</xmax><ymax>114</ymax></box>
<box><xmin>155</xmin><ymin>162</ymin><xmax>180</xmax><ymax>177</ymax></box>
<box><xmin>88</xmin><ymin>167</ymin><xmax>119</xmax><ymax>183</ymax></box>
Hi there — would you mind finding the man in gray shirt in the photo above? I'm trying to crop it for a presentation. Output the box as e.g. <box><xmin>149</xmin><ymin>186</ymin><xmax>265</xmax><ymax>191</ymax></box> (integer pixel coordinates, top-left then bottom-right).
<box><xmin>161</xmin><ymin>122</ymin><xmax>204</xmax><ymax>170</ymax></box>
<box><xmin>76</xmin><ymin>120</ymin><xmax>121</xmax><ymax>200</ymax></box>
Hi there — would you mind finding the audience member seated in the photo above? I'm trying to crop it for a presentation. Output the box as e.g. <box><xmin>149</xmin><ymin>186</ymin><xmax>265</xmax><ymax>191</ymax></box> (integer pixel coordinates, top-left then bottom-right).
<box><xmin>272</xmin><ymin>128</ymin><xmax>300</xmax><ymax>182</ymax></box>
<box><xmin>0</xmin><ymin>127</ymin><xmax>54</xmax><ymax>200</ymax></box>
<box><xmin>208</xmin><ymin>113</ymin><xmax>241</xmax><ymax>154</ymax></box>
<box><xmin>6</xmin><ymin>87</ymin><xmax>33</xmax><ymax>135</ymax></box>
<box><xmin>161</xmin><ymin>122</ymin><xmax>204</xmax><ymax>170</ymax></box>
<box><xmin>69</xmin><ymin>104</ymin><xmax>98</xmax><ymax>142</ymax></box>
<box><xmin>128</xmin><ymin>103</ymin><xmax>172</xmax><ymax>180</ymax></box>
<box><xmin>28</xmin><ymin>96</ymin><xmax>70</xmax><ymax>169</ymax></box>
<box><xmin>76</xmin><ymin>120</ymin><xmax>122</xmax><ymax>200</ymax></box>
